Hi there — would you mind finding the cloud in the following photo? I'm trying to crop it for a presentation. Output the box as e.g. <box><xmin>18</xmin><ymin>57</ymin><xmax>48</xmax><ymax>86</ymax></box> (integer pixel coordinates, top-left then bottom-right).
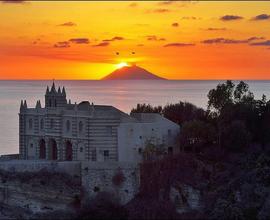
<box><xmin>103</xmin><ymin>36</ymin><xmax>125</xmax><ymax>42</ymax></box>
<box><xmin>69</xmin><ymin>38</ymin><xmax>89</xmax><ymax>44</ymax></box>
<box><xmin>129</xmin><ymin>2</ymin><xmax>137</xmax><ymax>7</ymax></box>
<box><xmin>250</xmin><ymin>40</ymin><xmax>270</xmax><ymax>46</ymax></box>
<box><xmin>1</xmin><ymin>0</ymin><xmax>24</xmax><ymax>3</ymax></box>
<box><xmin>172</xmin><ymin>22</ymin><xmax>179</xmax><ymax>27</ymax></box>
<box><xmin>202</xmin><ymin>37</ymin><xmax>264</xmax><ymax>44</ymax></box>
<box><xmin>158</xmin><ymin>1</ymin><xmax>175</xmax><ymax>5</ymax></box>
<box><xmin>152</xmin><ymin>8</ymin><xmax>171</xmax><ymax>13</ymax></box>
<box><xmin>93</xmin><ymin>42</ymin><xmax>110</xmax><ymax>47</ymax></box>
<box><xmin>164</xmin><ymin>43</ymin><xmax>195</xmax><ymax>47</ymax></box>
<box><xmin>220</xmin><ymin>15</ymin><xmax>243</xmax><ymax>21</ymax></box>
<box><xmin>181</xmin><ymin>16</ymin><xmax>200</xmax><ymax>20</ymax></box>
<box><xmin>206</xmin><ymin>27</ymin><xmax>227</xmax><ymax>31</ymax></box>
<box><xmin>252</xmin><ymin>14</ymin><xmax>270</xmax><ymax>21</ymax></box>
<box><xmin>58</xmin><ymin>22</ymin><xmax>76</xmax><ymax>27</ymax></box>
<box><xmin>53</xmin><ymin>41</ymin><xmax>70</xmax><ymax>48</ymax></box>
<box><xmin>146</xmin><ymin>35</ymin><xmax>166</xmax><ymax>41</ymax></box>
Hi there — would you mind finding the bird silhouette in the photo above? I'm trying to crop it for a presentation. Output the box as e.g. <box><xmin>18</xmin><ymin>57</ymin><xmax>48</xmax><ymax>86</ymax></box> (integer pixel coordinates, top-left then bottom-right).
<box><xmin>116</xmin><ymin>52</ymin><xmax>119</xmax><ymax>55</ymax></box>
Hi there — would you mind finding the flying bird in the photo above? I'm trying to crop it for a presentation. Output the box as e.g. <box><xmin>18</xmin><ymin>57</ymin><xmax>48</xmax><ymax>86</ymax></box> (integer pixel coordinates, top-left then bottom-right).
<box><xmin>116</xmin><ymin>52</ymin><xmax>119</xmax><ymax>55</ymax></box>
<box><xmin>132</xmin><ymin>51</ymin><xmax>135</xmax><ymax>54</ymax></box>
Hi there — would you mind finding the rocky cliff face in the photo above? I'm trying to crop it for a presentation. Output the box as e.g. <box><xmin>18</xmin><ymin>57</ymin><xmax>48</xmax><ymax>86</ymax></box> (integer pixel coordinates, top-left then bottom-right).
<box><xmin>0</xmin><ymin>169</ymin><xmax>81</xmax><ymax>218</ymax></box>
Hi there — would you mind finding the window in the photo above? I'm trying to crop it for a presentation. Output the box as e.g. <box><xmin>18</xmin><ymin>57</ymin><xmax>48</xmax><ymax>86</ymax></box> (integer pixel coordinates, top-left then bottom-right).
<box><xmin>40</xmin><ymin>119</ymin><xmax>44</xmax><ymax>130</ymax></box>
<box><xmin>104</xmin><ymin>150</ymin><xmax>109</xmax><ymax>161</ymax></box>
<box><xmin>79</xmin><ymin>121</ymin><xmax>83</xmax><ymax>133</ymax></box>
<box><xmin>168</xmin><ymin>129</ymin><xmax>172</xmax><ymax>136</ymax></box>
<box><xmin>30</xmin><ymin>143</ymin><xmax>33</xmax><ymax>148</ymax></box>
<box><xmin>80</xmin><ymin>147</ymin><xmax>83</xmax><ymax>152</ymax></box>
<box><xmin>29</xmin><ymin>119</ymin><xmax>33</xmax><ymax>130</ymax></box>
<box><xmin>138</xmin><ymin>148</ymin><xmax>142</xmax><ymax>154</ymax></box>
<box><xmin>50</xmin><ymin>119</ymin><xmax>54</xmax><ymax>129</ymax></box>
<box><xmin>49</xmin><ymin>99</ymin><xmax>52</xmax><ymax>107</ymax></box>
<box><xmin>139</xmin><ymin>136</ymin><xmax>142</xmax><ymax>139</ymax></box>
<box><xmin>54</xmin><ymin>100</ymin><xmax>57</xmax><ymax>107</ymax></box>
<box><xmin>66</xmin><ymin>120</ymin><xmax>70</xmax><ymax>132</ymax></box>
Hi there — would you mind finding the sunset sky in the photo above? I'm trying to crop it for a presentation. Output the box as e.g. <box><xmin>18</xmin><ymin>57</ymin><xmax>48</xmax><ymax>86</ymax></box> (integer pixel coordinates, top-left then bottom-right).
<box><xmin>1</xmin><ymin>1</ymin><xmax>270</xmax><ymax>80</ymax></box>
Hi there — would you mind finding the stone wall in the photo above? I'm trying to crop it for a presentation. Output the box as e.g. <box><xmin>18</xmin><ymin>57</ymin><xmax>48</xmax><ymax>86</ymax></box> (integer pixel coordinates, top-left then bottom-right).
<box><xmin>81</xmin><ymin>162</ymin><xmax>140</xmax><ymax>205</ymax></box>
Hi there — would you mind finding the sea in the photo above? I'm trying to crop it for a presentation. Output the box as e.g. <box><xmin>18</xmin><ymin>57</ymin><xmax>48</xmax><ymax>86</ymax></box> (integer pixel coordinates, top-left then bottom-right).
<box><xmin>0</xmin><ymin>80</ymin><xmax>270</xmax><ymax>155</ymax></box>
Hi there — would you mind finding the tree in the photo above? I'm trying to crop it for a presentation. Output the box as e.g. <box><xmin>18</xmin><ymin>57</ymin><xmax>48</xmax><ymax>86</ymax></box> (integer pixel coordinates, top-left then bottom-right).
<box><xmin>180</xmin><ymin>120</ymin><xmax>216</xmax><ymax>152</ymax></box>
<box><xmin>220</xmin><ymin>120</ymin><xmax>251</xmax><ymax>152</ymax></box>
<box><xmin>162</xmin><ymin>101</ymin><xmax>206</xmax><ymax>125</ymax></box>
<box><xmin>131</xmin><ymin>103</ymin><xmax>162</xmax><ymax>114</ymax></box>
<box><xmin>207</xmin><ymin>80</ymin><xmax>235</xmax><ymax>113</ymax></box>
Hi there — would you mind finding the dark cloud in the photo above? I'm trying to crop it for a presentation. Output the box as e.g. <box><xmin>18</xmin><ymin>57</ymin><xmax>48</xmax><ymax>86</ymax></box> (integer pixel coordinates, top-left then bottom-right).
<box><xmin>220</xmin><ymin>15</ymin><xmax>243</xmax><ymax>21</ymax></box>
<box><xmin>54</xmin><ymin>41</ymin><xmax>70</xmax><ymax>48</ymax></box>
<box><xmin>206</xmin><ymin>27</ymin><xmax>227</xmax><ymax>31</ymax></box>
<box><xmin>172</xmin><ymin>22</ymin><xmax>179</xmax><ymax>27</ymax></box>
<box><xmin>103</xmin><ymin>36</ymin><xmax>125</xmax><ymax>42</ymax></box>
<box><xmin>250</xmin><ymin>40</ymin><xmax>270</xmax><ymax>46</ymax></box>
<box><xmin>93</xmin><ymin>42</ymin><xmax>110</xmax><ymax>47</ymax></box>
<box><xmin>146</xmin><ymin>35</ymin><xmax>166</xmax><ymax>41</ymax></box>
<box><xmin>164</xmin><ymin>43</ymin><xmax>195</xmax><ymax>47</ymax></box>
<box><xmin>202</xmin><ymin>37</ymin><xmax>264</xmax><ymax>44</ymax></box>
<box><xmin>129</xmin><ymin>2</ymin><xmax>137</xmax><ymax>7</ymax></box>
<box><xmin>58</xmin><ymin>22</ymin><xmax>76</xmax><ymax>27</ymax></box>
<box><xmin>252</xmin><ymin>14</ymin><xmax>270</xmax><ymax>21</ymax></box>
<box><xmin>152</xmin><ymin>8</ymin><xmax>171</xmax><ymax>13</ymax></box>
<box><xmin>69</xmin><ymin>38</ymin><xmax>89</xmax><ymax>44</ymax></box>
<box><xmin>2</xmin><ymin>0</ymin><xmax>24</xmax><ymax>3</ymax></box>
<box><xmin>158</xmin><ymin>1</ymin><xmax>175</xmax><ymax>5</ymax></box>
<box><xmin>181</xmin><ymin>16</ymin><xmax>200</xmax><ymax>20</ymax></box>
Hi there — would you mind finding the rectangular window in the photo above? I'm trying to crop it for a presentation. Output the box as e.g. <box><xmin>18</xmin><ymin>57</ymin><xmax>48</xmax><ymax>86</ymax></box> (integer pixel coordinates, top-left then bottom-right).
<box><xmin>104</xmin><ymin>150</ymin><xmax>109</xmax><ymax>161</ymax></box>
<box><xmin>168</xmin><ymin>129</ymin><xmax>172</xmax><ymax>136</ymax></box>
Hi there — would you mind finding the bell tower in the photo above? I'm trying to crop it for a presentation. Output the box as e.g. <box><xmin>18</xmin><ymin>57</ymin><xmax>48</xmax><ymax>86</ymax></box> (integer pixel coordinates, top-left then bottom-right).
<box><xmin>45</xmin><ymin>82</ymin><xmax>67</xmax><ymax>108</ymax></box>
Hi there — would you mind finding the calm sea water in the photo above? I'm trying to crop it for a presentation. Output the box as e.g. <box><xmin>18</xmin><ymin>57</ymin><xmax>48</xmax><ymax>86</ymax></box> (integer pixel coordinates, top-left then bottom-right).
<box><xmin>0</xmin><ymin>80</ymin><xmax>270</xmax><ymax>155</ymax></box>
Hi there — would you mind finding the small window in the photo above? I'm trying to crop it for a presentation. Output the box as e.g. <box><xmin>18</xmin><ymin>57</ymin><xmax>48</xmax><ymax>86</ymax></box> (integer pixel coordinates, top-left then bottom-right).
<box><xmin>138</xmin><ymin>148</ymin><xmax>142</xmax><ymax>154</ymax></box>
<box><xmin>66</xmin><ymin>120</ymin><xmax>70</xmax><ymax>132</ymax></box>
<box><xmin>139</xmin><ymin>136</ymin><xmax>142</xmax><ymax>139</ymax></box>
<box><xmin>104</xmin><ymin>150</ymin><xmax>109</xmax><ymax>161</ymax></box>
<box><xmin>168</xmin><ymin>129</ymin><xmax>172</xmax><ymax>136</ymax></box>
<box><xmin>40</xmin><ymin>119</ymin><xmax>44</xmax><ymax>130</ymax></box>
<box><xmin>79</xmin><ymin>121</ymin><xmax>83</xmax><ymax>133</ymax></box>
<box><xmin>30</xmin><ymin>143</ymin><xmax>33</xmax><ymax>148</ymax></box>
<box><xmin>80</xmin><ymin>147</ymin><xmax>83</xmax><ymax>152</ymax></box>
<box><xmin>152</xmin><ymin>128</ymin><xmax>154</xmax><ymax>131</ymax></box>
<box><xmin>54</xmin><ymin>100</ymin><xmax>57</xmax><ymax>107</ymax></box>
<box><xmin>29</xmin><ymin>119</ymin><xmax>33</xmax><ymax>130</ymax></box>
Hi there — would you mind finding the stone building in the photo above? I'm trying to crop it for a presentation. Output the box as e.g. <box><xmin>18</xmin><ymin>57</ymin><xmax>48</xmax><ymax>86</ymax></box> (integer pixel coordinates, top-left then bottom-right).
<box><xmin>19</xmin><ymin>82</ymin><xmax>180</xmax><ymax>162</ymax></box>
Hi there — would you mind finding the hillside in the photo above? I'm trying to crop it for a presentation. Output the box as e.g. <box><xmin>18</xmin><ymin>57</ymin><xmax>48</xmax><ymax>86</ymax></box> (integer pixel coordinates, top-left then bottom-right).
<box><xmin>102</xmin><ymin>65</ymin><xmax>166</xmax><ymax>80</ymax></box>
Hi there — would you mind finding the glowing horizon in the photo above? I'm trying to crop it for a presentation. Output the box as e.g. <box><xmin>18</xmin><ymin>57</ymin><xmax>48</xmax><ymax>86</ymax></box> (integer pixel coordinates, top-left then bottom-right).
<box><xmin>1</xmin><ymin>1</ymin><xmax>270</xmax><ymax>80</ymax></box>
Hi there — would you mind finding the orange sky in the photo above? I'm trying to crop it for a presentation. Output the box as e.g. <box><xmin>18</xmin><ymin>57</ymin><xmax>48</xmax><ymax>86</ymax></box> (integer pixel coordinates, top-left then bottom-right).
<box><xmin>1</xmin><ymin>1</ymin><xmax>270</xmax><ymax>80</ymax></box>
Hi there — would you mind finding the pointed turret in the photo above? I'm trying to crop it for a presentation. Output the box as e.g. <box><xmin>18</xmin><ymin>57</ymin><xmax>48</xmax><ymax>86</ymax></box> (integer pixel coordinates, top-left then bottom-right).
<box><xmin>36</xmin><ymin>100</ymin><xmax>41</xmax><ymax>109</ymax></box>
<box><xmin>74</xmin><ymin>102</ymin><xmax>77</xmax><ymax>111</ymax></box>
<box><xmin>58</xmin><ymin>87</ymin><xmax>61</xmax><ymax>94</ymax></box>
<box><xmin>20</xmin><ymin>100</ymin><xmax>24</xmax><ymax>111</ymax></box>
<box><xmin>68</xmin><ymin>99</ymin><xmax>71</xmax><ymax>104</ymax></box>
<box><xmin>23</xmin><ymin>100</ymin><xmax>27</xmax><ymax>108</ymax></box>
<box><xmin>62</xmin><ymin>87</ymin><xmax>66</xmax><ymax>96</ymax></box>
<box><xmin>51</xmin><ymin>81</ymin><xmax>56</xmax><ymax>93</ymax></box>
<box><xmin>46</xmin><ymin>86</ymin><xmax>49</xmax><ymax>94</ymax></box>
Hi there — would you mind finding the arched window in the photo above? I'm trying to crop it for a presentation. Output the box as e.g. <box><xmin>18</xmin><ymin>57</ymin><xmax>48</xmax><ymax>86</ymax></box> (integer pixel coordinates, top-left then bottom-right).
<box><xmin>29</xmin><ymin>119</ymin><xmax>33</xmax><ymax>130</ymax></box>
<box><xmin>50</xmin><ymin>119</ymin><xmax>54</xmax><ymax>129</ymax></box>
<box><xmin>54</xmin><ymin>99</ymin><xmax>57</xmax><ymax>107</ymax></box>
<box><xmin>49</xmin><ymin>99</ymin><xmax>52</xmax><ymax>107</ymax></box>
<box><xmin>40</xmin><ymin>119</ymin><xmax>44</xmax><ymax>130</ymax></box>
<box><xmin>66</xmin><ymin>120</ymin><xmax>70</xmax><ymax>132</ymax></box>
<box><xmin>79</xmin><ymin>121</ymin><xmax>83</xmax><ymax>133</ymax></box>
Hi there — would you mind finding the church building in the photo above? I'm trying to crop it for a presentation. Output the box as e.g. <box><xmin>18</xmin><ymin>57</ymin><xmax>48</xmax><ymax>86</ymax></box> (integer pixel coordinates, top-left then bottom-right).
<box><xmin>19</xmin><ymin>83</ymin><xmax>180</xmax><ymax>162</ymax></box>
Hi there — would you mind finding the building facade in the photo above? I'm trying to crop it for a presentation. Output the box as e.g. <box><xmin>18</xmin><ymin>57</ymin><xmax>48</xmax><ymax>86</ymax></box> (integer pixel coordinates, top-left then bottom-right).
<box><xmin>19</xmin><ymin>83</ymin><xmax>180</xmax><ymax>162</ymax></box>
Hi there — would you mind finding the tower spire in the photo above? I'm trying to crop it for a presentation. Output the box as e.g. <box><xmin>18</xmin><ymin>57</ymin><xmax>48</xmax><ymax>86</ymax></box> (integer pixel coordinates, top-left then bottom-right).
<box><xmin>62</xmin><ymin>86</ymin><xmax>66</xmax><ymax>96</ymax></box>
